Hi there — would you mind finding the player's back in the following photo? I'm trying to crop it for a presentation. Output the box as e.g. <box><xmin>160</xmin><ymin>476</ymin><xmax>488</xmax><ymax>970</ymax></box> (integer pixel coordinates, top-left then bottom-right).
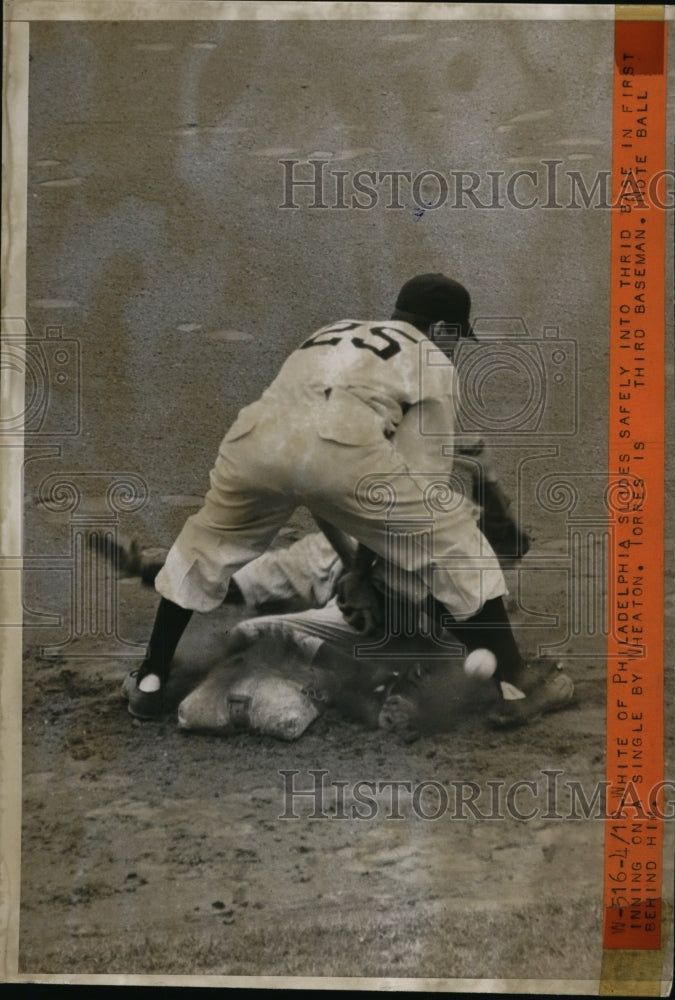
<box><xmin>248</xmin><ymin>318</ymin><xmax>458</xmax><ymax>452</ymax></box>
<box><xmin>264</xmin><ymin>319</ymin><xmax>434</xmax><ymax>406</ymax></box>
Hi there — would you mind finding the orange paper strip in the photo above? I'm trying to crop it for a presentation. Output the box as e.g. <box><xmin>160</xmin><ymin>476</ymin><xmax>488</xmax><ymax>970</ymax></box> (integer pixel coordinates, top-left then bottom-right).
<box><xmin>604</xmin><ymin>16</ymin><xmax>667</xmax><ymax>951</ymax></box>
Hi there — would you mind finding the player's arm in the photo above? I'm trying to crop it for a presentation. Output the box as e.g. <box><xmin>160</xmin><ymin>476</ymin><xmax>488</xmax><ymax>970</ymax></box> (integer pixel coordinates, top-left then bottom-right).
<box><xmin>351</xmin><ymin>542</ymin><xmax>376</xmax><ymax>576</ymax></box>
<box><xmin>393</xmin><ymin>397</ymin><xmax>455</xmax><ymax>473</ymax></box>
<box><xmin>314</xmin><ymin>515</ymin><xmax>382</xmax><ymax>634</ymax></box>
<box><xmin>313</xmin><ymin>515</ymin><xmax>358</xmax><ymax>569</ymax></box>
<box><xmin>313</xmin><ymin>515</ymin><xmax>376</xmax><ymax>581</ymax></box>
<box><xmin>396</xmin><ymin>394</ymin><xmax>530</xmax><ymax>564</ymax></box>
<box><xmin>335</xmin><ymin>551</ymin><xmax>383</xmax><ymax>634</ymax></box>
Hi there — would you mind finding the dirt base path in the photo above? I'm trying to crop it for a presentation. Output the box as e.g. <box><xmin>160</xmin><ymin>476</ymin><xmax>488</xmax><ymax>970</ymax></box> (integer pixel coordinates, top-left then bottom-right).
<box><xmin>19</xmin><ymin>576</ymin><xmax>628</xmax><ymax>986</ymax></box>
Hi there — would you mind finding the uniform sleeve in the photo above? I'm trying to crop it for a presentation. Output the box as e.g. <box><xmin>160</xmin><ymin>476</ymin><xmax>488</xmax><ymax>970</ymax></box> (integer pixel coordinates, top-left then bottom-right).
<box><xmin>392</xmin><ymin>395</ymin><xmax>456</xmax><ymax>474</ymax></box>
<box><xmin>392</xmin><ymin>342</ymin><xmax>458</xmax><ymax>472</ymax></box>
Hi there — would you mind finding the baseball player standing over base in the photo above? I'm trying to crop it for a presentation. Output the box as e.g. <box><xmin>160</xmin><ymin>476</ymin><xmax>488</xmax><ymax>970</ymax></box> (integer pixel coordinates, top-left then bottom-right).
<box><xmin>125</xmin><ymin>273</ymin><xmax>573</xmax><ymax>729</ymax></box>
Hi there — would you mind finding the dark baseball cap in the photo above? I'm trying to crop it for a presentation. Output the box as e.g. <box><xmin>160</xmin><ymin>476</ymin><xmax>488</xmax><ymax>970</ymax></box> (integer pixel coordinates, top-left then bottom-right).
<box><xmin>394</xmin><ymin>273</ymin><xmax>471</xmax><ymax>327</ymax></box>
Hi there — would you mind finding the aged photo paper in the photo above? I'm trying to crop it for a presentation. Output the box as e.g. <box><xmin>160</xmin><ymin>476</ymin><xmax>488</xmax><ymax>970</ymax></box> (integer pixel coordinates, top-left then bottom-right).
<box><xmin>1</xmin><ymin>1</ymin><xmax>673</xmax><ymax>993</ymax></box>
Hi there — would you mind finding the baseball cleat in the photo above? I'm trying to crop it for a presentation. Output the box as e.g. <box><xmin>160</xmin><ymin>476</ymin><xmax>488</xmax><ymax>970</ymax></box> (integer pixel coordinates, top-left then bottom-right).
<box><xmin>88</xmin><ymin>534</ymin><xmax>165</xmax><ymax>586</ymax></box>
<box><xmin>121</xmin><ymin>668</ymin><xmax>165</xmax><ymax>720</ymax></box>
<box><xmin>89</xmin><ymin>533</ymin><xmax>142</xmax><ymax>575</ymax></box>
<box><xmin>488</xmin><ymin>660</ymin><xmax>575</xmax><ymax>729</ymax></box>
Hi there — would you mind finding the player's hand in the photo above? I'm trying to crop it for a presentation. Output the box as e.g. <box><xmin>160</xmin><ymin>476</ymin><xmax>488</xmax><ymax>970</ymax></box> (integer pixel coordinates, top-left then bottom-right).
<box><xmin>336</xmin><ymin>571</ymin><xmax>383</xmax><ymax>635</ymax></box>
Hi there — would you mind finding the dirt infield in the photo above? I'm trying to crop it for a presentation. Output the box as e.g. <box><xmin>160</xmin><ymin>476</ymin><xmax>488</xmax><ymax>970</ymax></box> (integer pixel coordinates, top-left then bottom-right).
<box><xmin>10</xmin><ymin>12</ymin><xmax>675</xmax><ymax>991</ymax></box>
<box><xmin>19</xmin><ymin>553</ymin><xmax>631</xmax><ymax>985</ymax></box>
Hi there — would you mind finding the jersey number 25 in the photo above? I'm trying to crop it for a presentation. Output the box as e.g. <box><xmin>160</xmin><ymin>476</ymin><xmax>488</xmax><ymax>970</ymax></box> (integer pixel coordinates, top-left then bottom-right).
<box><xmin>300</xmin><ymin>321</ymin><xmax>415</xmax><ymax>361</ymax></box>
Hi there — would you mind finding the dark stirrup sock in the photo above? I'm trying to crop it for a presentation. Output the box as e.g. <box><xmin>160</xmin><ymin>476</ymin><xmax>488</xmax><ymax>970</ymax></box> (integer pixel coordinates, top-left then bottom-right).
<box><xmin>428</xmin><ymin>595</ymin><xmax>524</xmax><ymax>684</ymax></box>
<box><xmin>141</xmin><ymin>598</ymin><xmax>194</xmax><ymax>685</ymax></box>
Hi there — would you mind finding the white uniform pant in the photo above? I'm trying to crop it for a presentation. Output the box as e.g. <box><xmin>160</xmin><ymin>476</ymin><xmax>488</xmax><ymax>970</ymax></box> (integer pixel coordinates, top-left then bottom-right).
<box><xmin>155</xmin><ymin>399</ymin><xmax>506</xmax><ymax>620</ymax></box>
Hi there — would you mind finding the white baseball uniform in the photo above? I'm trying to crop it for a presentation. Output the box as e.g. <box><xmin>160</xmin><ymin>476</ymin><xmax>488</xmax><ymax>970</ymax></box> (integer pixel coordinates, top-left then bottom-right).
<box><xmin>234</xmin><ymin>531</ymin><xmax>344</xmax><ymax>610</ymax></box>
<box><xmin>155</xmin><ymin>319</ymin><xmax>506</xmax><ymax>620</ymax></box>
